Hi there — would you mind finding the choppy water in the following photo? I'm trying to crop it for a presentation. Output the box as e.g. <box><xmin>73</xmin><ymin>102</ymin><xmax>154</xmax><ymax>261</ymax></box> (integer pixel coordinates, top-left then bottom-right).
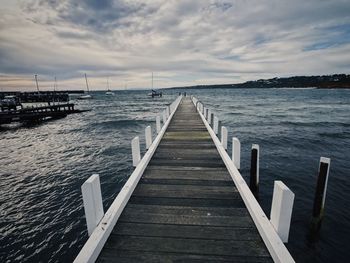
<box><xmin>0</xmin><ymin>88</ymin><xmax>349</xmax><ymax>262</ymax></box>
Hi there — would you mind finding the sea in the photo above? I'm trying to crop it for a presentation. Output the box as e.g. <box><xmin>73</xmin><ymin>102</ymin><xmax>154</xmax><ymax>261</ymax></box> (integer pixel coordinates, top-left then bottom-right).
<box><xmin>0</xmin><ymin>88</ymin><xmax>349</xmax><ymax>262</ymax></box>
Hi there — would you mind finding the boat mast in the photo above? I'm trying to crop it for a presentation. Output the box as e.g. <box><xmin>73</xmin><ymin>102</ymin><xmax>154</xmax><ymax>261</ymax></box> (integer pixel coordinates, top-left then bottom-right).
<box><xmin>84</xmin><ymin>73</ymin><xmax>90</xmax><ymax>93</ymax></box>
<box><xmin>34</xmin><ymin>74</ymin><xmax>40</xmax><ymax>93</ymax></box>
<box><xmin>152</xmin><ymin>72</ymin><xmax>153</xmax><ymax>90</ymax></box>
<box><xmin>107</xmin><ymin>77</ymin><xmax>110</xmax><ymax>91</ymax></box>
<box><xmin>54</xmin><ymin>76</ymin><xmax>57</xmax><ymax>91</ymax></box>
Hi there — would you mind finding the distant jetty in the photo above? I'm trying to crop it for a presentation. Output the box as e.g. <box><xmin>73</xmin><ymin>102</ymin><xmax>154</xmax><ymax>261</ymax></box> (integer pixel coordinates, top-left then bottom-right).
<box><xmin>0</xmin><ymin>90</ymin><xmax>88</xmax><ymax>126</ymax></box>
<box><xmin>0</xmin><ymin>90</ymin><xmax>85</xmax><ymax>103</ymax></box>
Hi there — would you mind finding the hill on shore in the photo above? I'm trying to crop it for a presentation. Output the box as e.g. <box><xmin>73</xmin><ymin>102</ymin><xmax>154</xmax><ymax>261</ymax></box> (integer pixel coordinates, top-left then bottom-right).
<box><xmin>172</xmin><ymin>74</ymin><xmax>350</xmax><ymax>89</ymax></box>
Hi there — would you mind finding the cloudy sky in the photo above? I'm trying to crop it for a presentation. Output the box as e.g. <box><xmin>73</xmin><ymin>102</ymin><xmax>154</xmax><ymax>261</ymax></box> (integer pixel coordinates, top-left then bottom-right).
<box><xmin>0</xmin><ymin>0</ymin><xmax>350</xmax><ymax>91</ymax></box>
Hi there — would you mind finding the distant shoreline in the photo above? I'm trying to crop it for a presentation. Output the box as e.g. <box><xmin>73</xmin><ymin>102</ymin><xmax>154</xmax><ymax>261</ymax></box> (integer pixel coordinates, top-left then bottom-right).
<box><xmin>169</xmin><ymin>74</ymin><xmax>350</xmax><ymax>90</ymax></box>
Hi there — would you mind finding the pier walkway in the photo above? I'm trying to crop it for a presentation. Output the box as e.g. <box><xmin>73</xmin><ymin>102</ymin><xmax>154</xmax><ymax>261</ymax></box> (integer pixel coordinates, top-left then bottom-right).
<box><xmin>75</xmin><ymin>96</ymin><xmax>294</xmax><ymax>263</ymax></box>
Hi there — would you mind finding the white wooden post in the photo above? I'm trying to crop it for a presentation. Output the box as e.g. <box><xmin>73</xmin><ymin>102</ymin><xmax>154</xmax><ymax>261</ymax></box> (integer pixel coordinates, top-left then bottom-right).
<box><xmin>145</xmin><ymin>126</ymin><xmax>152</xmax><ymax>149</ymax></box>
<box><xmin>156</xmin><ymin>115</ymin><xmax>161</xmax><ymax>133</ymax></box>
<box><xmin>221</xmin><ymin>126</ymin><xmax>228</xmax><ymax>149</ymax></box>
<box><xmin>162</xmin><ymin>110</ymin><xmax>167</xmax><ymax>124</ymax></box>
<box><xmin>166</xmin><ymin>106</ymin><xmax>170</xmax><ymax>119</ymax></box>
<box><xmin>204</xmin><ymin>107</ymin><xmax>207</xmax><ymax>119</ymax></box>
<box><xmin>81</xmin><ymin>174</ymin><xmax>104</xmax><ymax>236</ymax></box>
<box><xmin>270</xmin><ymin>181</ymin><xmax>295</xmax><ymax>243</ymax></box>
<box><xmin>213</xmin><ymin>116</ymin><xmax>219</xmax><ymax>134</ymax></box>
<box><xmin>207</xmin><ymin>109</ymin><xmax>211</xmax><ymax>124</ymax></box>
<box><xmin>232</xmin><ymin>137</ymin><xmax>241</xmax><ymax>170</ymax></box>
<box><xmin>131</xmin><ymin>136</ymin><xmax>141</xmax><ymax>167</ymax></box>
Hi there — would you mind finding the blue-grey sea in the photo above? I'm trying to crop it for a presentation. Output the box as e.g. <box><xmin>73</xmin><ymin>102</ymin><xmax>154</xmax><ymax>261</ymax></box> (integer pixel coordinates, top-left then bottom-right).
<box><xmin>0</xmin><ymin>88</ymin><xmax>349</xmax><ymax>262</ymax></box>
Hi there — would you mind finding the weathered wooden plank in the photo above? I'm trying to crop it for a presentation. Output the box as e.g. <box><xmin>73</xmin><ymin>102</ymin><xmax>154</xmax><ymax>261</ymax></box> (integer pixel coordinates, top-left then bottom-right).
<box><xmin>112</xmin><ymin>222</ymin><xmax>260</xmax><ymax>240</ymax></box>
<box><xmin>129</xmin><ymin>196</ymin><xmax>245</xmax><ymax>207</ymax></box>
<box><xmin>102</xmin><ymin>236</ymin><xmax>271</xmax><ymax>257</ymax></box>
<box><xmin>118</xmin><ymin>210</ymin><xmax>253</xmax><ymax>227</ymax></box>
<box><xmin>145</xmin><ymin>165</ymin><xmax>228</xmax><ymax>172</ymax></box>
<box><xmin>140</xmin><ymin>178</ymin><xmax>234</xmax><ymax>186</ymax></box>
<box><xmin>121</xmin><ymin>204</ymin><xmax>249</xmax><ymax>217</ymax></box>
<box><xmin>133</xmin><ymin>184</ymin><xmax>240</xmax><ymax>199</ymax></box>
<box><xmin>149</xmin><ymin>158</ymin><xmax>226</xmax><ymax>167</ymax></box>
<box><xmin>142</xmin><ymin>167</ymin><xmax>231</xmax><ymax>181</ymax></box>
<box><xmin>98</xmin><ymin>249</ymin><xmax>273</xmax><ymax>263</ymax></box>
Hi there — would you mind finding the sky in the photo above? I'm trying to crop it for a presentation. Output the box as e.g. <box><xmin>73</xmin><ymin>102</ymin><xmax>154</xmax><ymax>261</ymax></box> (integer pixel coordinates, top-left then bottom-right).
<box><xmin>0</xmin><ymin>0</ymin><xmax>350</xmax><ymax>91</ymax></box>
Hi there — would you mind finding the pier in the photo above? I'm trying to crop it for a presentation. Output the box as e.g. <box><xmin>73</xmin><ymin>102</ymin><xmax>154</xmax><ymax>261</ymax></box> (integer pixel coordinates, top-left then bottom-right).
<box><xmin>0</xmin><ymin>103</ymin><xmax>87</xmax><ymax>125</ymax></box>
<box><xmin>0</xmin><ymin>90</ymin><xmax>84</xmax><ymax>103</ymax></box>
<box><xmin>75</xmin><ymin>96</ymin><xmax>295</xmax><ymax>263</ymax></box>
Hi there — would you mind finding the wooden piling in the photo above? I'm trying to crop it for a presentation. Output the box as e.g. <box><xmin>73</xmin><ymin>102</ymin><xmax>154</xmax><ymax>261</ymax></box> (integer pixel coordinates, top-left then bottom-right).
<box><xmin>145</xmin><ymin>126</ymin><xmax>152</xmax><ymax>149</ymax></box>
<box><xmin>131</xmin><ymin>136</ymin><xmax>141</xmax><ymax>167</ymax></box>
<box><xmin>221</xmin><ymin>126</ymin><xmax>228</xmax><ymax>149</ymax></box>
<box><xmin>311</xmin><ymin>157</ymin><xmax>331</xmax><ymax>232</ymax></box>
<box><xmin>250</xmin><ymin>144</ymin><xmax>259</xmax><ymax>200</ymax></box>
<box><xmin>270</xmin><ymin>181</ymin><xmax>295</xmax><ymax>243</ymax></box>
<box><xmin>162</xmin><ymin>110</ymin><xmax>167</xmax><ymax>124</ymax></box>
<box><xmin>81</xmin><ymin>174</ymin><xmax>104</xmax><ymax>236</ymax></box>
<box><xmin>156</xmin><ymin>116</ymin><xmax>161</xmax><ymax>133</ymax></box>
<box><xmin>213</xmin><ymin>116</ymin><xmax>219</xmax><ymax>134</ymax></box>
<box><xmin>232</xmin><ymin>137</ymin><xmax>241</xmax><ymax>170</ymax></box>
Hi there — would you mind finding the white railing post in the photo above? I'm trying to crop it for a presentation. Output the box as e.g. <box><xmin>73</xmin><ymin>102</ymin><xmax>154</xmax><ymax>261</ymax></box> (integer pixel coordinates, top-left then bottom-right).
<box><xmin>162</xmin><ymin>110</ymin><xmax>167</xmax><ymax>124</ymax></box>
<box><xmin>270</xmin><ymin>181</ymin><xmax>295</xmax><ymax>243</ymax></box>
<box><xmin>166</xmin><ymin>106</ymin><xmax>170</xmax><ymax>119</ymax></box>
<box><xmin>221</xmin><ymin>126</ymin><xmax>228</xmax><ymax>149</ymax></box>
<box><xmin>131</xmin><ymin>136</ymin><xmax>141</xmax><ymax>167</ymax></box>
<box><xmin>204</xmin><ymin>107</ymin><xmax>207</xmax><ymax>119</ymax></box>
<box><xmin>207</xmin><ymin>110</ymin><xmax>212</xmax><ymax>124</ymax></box>
<box><xmin>232</xmin><ymin>137</ymin><xmax>241</xmax><ymax>170</ymax></box>
<box><xmin>81</xmin><ymin>174</ymin><xmax>104</xmax><ymax>236</ymax></box>
<box><xmin>145</xmin><ymin>126</ymin><xmax>152</xmax><ymax>149</ymax></box>
<box><xmin>213</xmin><ymin>116</ymin><xmax>219</xmax><ymax>134</ymax></box>
<box><xmin>156</xmin><ymin>115</ymin><xmax>161</xmax><ymax>133</ymax></box>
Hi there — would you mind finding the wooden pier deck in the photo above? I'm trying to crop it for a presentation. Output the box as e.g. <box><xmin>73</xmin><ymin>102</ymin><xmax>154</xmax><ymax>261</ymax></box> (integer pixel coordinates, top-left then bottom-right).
<box><xmin>0</xmin><ymin>103</ymin><xmax>87</xmax><ymax>125</ymax></box>
<box><xmin>96</xmin><ymin>97</ymin><xmax>272</xmax><ymax>262</ymax></box>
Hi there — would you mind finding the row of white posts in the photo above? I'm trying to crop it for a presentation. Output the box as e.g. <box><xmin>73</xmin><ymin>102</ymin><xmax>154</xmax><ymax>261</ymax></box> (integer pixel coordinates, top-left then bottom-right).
<box><xmin>81</xmin><ymin>99</ymin><xmax>179</xmax><ymax>236</ymax></box>
<box><xmin>192</xmin><ymin>96</ymin><xmax>332</xmax><ymax>241</ymax></box>
<box><xmin>131</xmin><ymin>104</ymin><xmax>172</xmax><ymax>167</ymax></box>
<box><xmin>192</xmin><ymin>97</ymin><xmax>294</xmax><ymax>243</ymax></box>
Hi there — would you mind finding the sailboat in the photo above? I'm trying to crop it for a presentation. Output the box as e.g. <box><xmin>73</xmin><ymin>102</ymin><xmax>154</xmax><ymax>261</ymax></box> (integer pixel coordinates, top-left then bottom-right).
<box><xmin>147</xmin><ymin>72</ymin><xmax>162</xmax><ymax>97</ymax></box>
<box><xmin>105</xmin><ymin>77</ymin><xmax>115</xmax><ymax>96</ymax></box>
<box><xmin>78</xmin><ymin>73</ymin><xmax>92</xmax><ymax>99</ymax></box>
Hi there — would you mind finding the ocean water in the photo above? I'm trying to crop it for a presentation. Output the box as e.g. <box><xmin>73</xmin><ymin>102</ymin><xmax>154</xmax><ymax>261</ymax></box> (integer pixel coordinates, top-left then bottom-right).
<box><xmin>0</xmin><ymin>88</ymin><xmax>349</xmax><ymax>262</ymax></box>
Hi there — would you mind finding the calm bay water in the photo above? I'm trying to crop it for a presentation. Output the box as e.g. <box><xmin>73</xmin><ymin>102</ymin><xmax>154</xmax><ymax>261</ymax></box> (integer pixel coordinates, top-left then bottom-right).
<box><xmin>0</xmin><ymin>88</ymin><xmax>349</xmax><ymax>262</ymax></box>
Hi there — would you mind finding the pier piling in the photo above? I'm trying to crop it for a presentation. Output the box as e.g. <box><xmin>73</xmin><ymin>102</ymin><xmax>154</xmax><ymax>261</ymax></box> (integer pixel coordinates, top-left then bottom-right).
<box><xmin>213</xmin><ymin>116</ymin><xmax>219</xmax><ymax>134</ymax></box>
<box><xmin>221</xmin><ymin>126</ymin><xmax>228</xmax><ymax>149</ymax></box>
<box><xmin>232</xmin><ymin>137</ymin><xmax>241</xmax><ymax>170</ymax></box>
<box><xmin>131</xmin><ymin>136</ymin><xmax>141</xmax><ymax>167</ymax></box>
<box><xmin>311</xmin><ymin>157</ymin><xmax>331</xmax><ymax>232</ymax></box>
<box><xmin>270</xmin><ymin>181</ymin><xmax>295</xmax><ymax>243</ymax></box>
<box><xmin>145</xmin><ymin>126</ymin><xmax>152</xmax><ymax>149</ymax></box>
<box><xmin>250</xmin><ymin>144</ymin><xmax>260</xmax><ymax>200</ymax></box>
<box><xmin>166</xmin><ymin>106</ymin><xmax>170</xmax><ymax>119</ymax></box>
<box><xmin>162</xmin><ymin>110</ymin><xmax>167</xmax><ymax>124</ymax></box>
<box><xmin>81</xmin><ymin>174</ymin><xmax>104</xmax><ymax>236</ymax></box>
<box><xmin>156</xmin><ymin>116</ymin><xmax>161</xmax><ymax>133</ymax></box>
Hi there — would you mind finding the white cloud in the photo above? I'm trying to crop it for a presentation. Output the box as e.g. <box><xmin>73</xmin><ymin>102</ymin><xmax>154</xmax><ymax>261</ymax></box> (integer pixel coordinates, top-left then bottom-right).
<box><xmin>0</xmin><ymin>0</ymin><xmax>349</xmax><ymax>90</ymax></box>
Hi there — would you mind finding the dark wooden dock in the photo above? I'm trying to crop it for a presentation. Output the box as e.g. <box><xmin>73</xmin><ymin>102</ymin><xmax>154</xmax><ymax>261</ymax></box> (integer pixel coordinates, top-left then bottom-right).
<box><xmin>0</xmin><ymin>103</ymin><xmax>87</xmax><ymax>125</ymax></box>
<box><xmin>96</xmin><ymin>97</ymin><xmax>272</xmax><ymax>262</ymax></box>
